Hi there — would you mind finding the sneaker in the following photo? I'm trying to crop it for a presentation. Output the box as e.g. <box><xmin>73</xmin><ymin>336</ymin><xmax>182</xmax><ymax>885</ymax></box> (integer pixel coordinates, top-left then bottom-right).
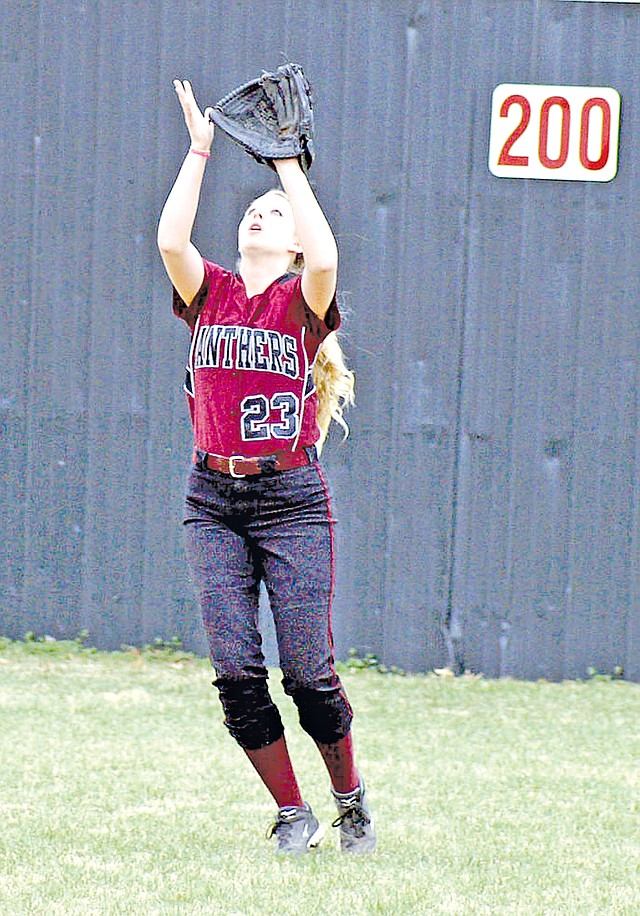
<box><xmin>331</xmin><ymin>781</ymin><xmax>376</xmax><ymax>853</ymax></box>
<box><xmin>267</xmin><ymin>803</ymin><xmax>324</xmax><ymax>854</ymax></box>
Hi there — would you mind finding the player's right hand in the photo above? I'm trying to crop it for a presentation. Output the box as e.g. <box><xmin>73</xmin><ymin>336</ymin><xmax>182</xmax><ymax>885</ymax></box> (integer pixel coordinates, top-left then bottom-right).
<box><xmin>173</xmin><ymin>79</ymin><xmax>214</xmax><ymax>152</ymax></box>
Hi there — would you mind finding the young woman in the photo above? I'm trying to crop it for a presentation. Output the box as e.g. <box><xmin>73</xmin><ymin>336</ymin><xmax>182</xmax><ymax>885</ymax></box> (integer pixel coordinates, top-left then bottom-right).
<box><xmin>157</xmin><ymin>79</ymin><xmax>375</xmax><ymax>854</ymax></box>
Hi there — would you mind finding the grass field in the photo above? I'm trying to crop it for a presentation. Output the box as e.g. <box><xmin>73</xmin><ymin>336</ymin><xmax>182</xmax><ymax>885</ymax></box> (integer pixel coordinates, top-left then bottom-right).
<box><xmin>1</xmin><ymin>637</ymin><xmax>639</xmax><ymax>916</ymax></box>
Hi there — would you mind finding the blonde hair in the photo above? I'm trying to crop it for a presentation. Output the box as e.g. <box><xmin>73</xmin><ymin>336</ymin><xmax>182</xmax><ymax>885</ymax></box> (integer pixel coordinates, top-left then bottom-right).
<box><xmin>313</xmin><ymin>332</ymin><xmax>355</xmax><ymax>453</ymax></box>
<box><xmin>247</xmin><ymin>188</ymin><xmax>355</xmax><ymax>450</ymax></box>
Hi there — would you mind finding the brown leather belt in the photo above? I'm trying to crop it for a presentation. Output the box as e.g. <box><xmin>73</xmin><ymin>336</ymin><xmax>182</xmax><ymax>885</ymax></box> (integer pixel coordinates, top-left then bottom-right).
<box><xmin>196</xmin><ymin>447</ymin><xmax>314</xmax><ymax>478</ymax></box>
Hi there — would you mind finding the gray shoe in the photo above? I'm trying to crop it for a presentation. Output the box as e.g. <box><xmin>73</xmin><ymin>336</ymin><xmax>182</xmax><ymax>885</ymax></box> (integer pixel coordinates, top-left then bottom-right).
<box><xmin>267</xmin><ymin>803</ymin><xmax>324</xmax><ymax>854</ymax></box>
<box><xmin>331</xmin><ymin>781</ymin><xmax>376</xmax><ymax>853</ymax></box>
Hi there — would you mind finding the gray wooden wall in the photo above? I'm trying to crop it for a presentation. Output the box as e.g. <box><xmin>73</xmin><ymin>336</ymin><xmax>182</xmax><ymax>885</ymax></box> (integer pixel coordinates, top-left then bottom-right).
<box><xmin>2</xmin><ymin>0</ymin><xmax>640</xmax><ymax>679</ymax></box>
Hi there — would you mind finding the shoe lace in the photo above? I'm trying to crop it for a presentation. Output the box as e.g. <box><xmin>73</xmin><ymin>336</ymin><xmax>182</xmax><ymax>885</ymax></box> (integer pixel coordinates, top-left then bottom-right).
<box><xmin>266</xmin><ymin>808</ymin><xmax>299</xmax><ymax>840</ymax></box>
<box><xmin>267</xmin><ymin>818</ymin><xmax>286</xmax><ymax>840</ymax></box>
<box><xmin>267</xmin><ymin>816</ymin><xmax>288</xmax><ymax>839</ymax></box>
<box><xmin>332</xmin><ymin>804</ymin><xmax>371</xmax><ymax>837</ymax></box>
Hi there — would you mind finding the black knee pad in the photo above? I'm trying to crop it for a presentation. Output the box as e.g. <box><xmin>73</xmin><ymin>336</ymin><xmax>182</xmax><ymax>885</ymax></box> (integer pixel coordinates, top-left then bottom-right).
<box><xmin>213</xmin><ymin>676</ymin><xmax>284</xmax><ymax>750</ymax></box>
<box><xmin>284</xmin><ymin>677</ymin><xmax>353</xmax><ymax>744</ymax></box>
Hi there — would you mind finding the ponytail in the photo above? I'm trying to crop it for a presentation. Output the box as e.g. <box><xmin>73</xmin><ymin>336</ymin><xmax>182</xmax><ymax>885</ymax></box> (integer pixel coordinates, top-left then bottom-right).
<box><xmin>313</xmin><ymin>332</ymin><xmax>355</xmax><ymax>453</ymax></box>
<box><xmin>256</xmin><ymin>189</ymin><xmax>354</xmax><ymax>450</ymax></box>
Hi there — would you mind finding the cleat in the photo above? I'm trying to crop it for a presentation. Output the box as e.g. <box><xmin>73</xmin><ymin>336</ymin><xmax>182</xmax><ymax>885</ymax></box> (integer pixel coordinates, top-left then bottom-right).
<box><xmin>331</xmin><ymin>781</ymin><xmax>376</xmax><ymax>853</ymax></box>
<box><xmin>267</xmin><ymin>803</ymin><xmax>324</xmax><ymax>854</ymax></box>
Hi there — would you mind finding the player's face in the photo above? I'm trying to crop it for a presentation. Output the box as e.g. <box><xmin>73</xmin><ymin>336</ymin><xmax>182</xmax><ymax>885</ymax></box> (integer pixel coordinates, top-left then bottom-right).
<box><xmin>238</xmin><ymin>191</ymin><xmax>301</xmax><ymax>260</ymax></box>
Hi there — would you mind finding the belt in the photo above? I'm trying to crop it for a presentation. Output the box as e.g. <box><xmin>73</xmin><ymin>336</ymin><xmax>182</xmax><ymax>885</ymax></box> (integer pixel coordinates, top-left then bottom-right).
<box><xmin>196</xmin><ymin>446</ymin><xmax>315</xmax><ymax>478</ymax></box>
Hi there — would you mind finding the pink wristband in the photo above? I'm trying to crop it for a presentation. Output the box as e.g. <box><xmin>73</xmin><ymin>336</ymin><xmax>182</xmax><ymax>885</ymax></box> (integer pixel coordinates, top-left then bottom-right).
<box><xmin>190</xmin><ymin>148</ymin><xmax>211</xmax><ymax>159</ymax></box>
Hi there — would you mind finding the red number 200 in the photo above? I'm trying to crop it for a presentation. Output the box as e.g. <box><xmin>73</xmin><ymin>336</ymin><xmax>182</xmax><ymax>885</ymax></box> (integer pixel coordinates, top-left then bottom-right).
<box><xmin>498</xmin><ymin>94</ymin><xmax>611</xmax><ymax>171</ymax></box>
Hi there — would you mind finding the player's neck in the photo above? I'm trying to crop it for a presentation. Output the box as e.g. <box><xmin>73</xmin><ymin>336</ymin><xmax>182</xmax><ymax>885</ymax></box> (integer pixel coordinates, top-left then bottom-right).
<box><xmin>239</xmin><ymin>253</ymin><xmax>293</xmax><ymax>298</ymax></box>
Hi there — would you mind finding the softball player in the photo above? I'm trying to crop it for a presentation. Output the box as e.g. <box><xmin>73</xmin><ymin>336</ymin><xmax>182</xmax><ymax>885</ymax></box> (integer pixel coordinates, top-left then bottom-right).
<box><xmin>157</xmin><ymin>79</ymin><xmax>375</xmax><ymax>854</ymax></box>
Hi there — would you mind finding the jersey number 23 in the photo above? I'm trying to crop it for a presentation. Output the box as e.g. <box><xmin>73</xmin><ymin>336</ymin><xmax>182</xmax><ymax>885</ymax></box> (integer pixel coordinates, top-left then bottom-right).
<box><xmin>240</xmin><ymin>392</ymin><xmax>300</xmax><ymax>441</ymax></box>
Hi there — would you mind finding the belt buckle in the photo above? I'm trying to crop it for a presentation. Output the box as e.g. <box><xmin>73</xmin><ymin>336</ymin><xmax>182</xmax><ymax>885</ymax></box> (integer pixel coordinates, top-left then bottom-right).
<box><xmin>228</xmin><ymin>455</ymin><xmax>246</xmax><ymax>478</ymax></box>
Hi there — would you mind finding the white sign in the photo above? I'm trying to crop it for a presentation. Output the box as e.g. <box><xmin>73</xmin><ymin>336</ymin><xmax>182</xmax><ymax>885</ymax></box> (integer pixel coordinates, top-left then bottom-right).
<box><xmin>489</xmin><ymin>84</ymin><xmax>621</xmax><ymax>182</ymax></box>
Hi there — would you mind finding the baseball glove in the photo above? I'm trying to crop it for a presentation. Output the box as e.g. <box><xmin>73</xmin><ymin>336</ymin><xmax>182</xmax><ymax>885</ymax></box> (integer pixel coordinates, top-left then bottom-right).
<box><xmin>209</xmin><ymin>63</ymin><xmax>315</xmax><ymax>172</ymax></box>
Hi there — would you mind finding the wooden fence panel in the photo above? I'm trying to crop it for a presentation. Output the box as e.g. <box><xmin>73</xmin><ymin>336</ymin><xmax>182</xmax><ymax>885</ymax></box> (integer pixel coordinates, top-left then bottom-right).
<box><xmin>2</xmin><ymin>0</ymin><xmax>640</xmax><ymax>679</ymax></box>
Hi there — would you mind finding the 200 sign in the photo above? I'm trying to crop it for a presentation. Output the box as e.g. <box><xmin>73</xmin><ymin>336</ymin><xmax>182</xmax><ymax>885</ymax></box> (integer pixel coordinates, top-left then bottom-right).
<box><xmin>489</xmin><ymin>84</ymin><xmax>620</xmax><ymax>182</ymax></box>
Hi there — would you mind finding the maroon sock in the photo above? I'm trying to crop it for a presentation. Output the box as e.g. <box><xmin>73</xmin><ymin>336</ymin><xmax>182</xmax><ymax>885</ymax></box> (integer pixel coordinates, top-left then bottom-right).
<box><xmin>315</xmin><ymin>731</ymin><xmax>360</xmax><ymax>794</ymax></box>
<box><xmin>243</xmin><ymin>736</ymin><xmax>304</xmax><ymax>808</ymax></box>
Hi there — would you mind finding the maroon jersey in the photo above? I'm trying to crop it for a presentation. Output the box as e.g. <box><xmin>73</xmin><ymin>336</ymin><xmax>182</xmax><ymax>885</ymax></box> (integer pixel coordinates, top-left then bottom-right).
<box><xmin>173</xmin><ymin>259</ymin><xmax>340</xmax><ymax>458</ymax></box>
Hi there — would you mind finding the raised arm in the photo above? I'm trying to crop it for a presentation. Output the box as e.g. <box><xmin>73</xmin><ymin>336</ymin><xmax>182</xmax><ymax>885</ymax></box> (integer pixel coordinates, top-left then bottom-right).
<box><xmin>273</xmin><ymin>159</ymin><xmax>338</xmax><ymax>319</ymax></box>
<box><xmin>157</xmin><ymin>80</ymin><xmax>215</xmax><ymax>305</ymax></box>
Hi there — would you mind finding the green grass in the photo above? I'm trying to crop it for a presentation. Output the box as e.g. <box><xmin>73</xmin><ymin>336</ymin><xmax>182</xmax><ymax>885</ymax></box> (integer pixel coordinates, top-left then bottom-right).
<box><xmin>1</xmin><ymin>637</ymin><xmax>639</xmax><ymax>915</ymax></box>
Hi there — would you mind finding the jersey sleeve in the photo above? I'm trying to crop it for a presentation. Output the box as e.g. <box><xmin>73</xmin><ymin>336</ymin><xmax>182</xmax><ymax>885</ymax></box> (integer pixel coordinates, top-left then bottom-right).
<box><xmin>172</xmin><ymin>259</ymin><xmax>228</xmax><ymax>330</ymax></box>
<box><xmin>288</xmin><ymin>275</ymin><xmax>341</xmax><ymax>343</ymax></box>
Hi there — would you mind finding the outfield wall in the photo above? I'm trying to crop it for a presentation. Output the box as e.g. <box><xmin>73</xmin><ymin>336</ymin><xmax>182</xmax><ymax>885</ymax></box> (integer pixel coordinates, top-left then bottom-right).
<box><xmin>2</xmin><ymin>0</ymin><xmax>640</xmax><ymax>679</ymax></box>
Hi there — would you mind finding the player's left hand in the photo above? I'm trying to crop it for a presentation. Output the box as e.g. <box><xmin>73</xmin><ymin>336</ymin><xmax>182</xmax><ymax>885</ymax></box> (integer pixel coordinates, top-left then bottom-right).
<box><xmin>208</xmin><ymin>63</ymin><xmax>315</xmax><ymax>172</ymax></box>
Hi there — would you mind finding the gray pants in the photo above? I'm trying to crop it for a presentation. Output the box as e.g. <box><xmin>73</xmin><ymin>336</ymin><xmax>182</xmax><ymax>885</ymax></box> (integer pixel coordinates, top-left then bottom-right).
<box><xmin>184</xmin><ymin>452</ymin><xmax>353</xmax><ymax>750</ymax></box>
